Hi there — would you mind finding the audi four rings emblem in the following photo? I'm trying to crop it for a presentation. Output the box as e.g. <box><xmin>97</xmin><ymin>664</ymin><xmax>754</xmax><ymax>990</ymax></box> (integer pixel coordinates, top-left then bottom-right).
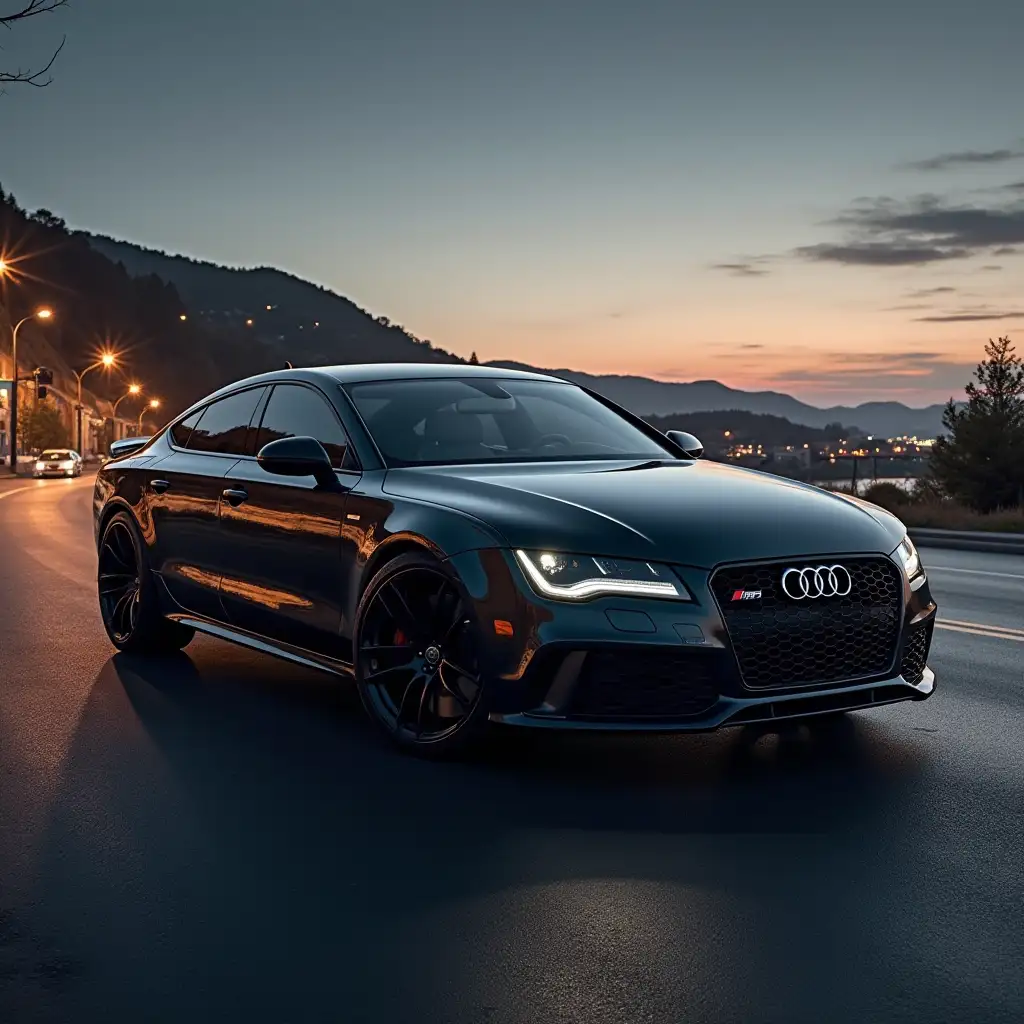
<box><xmin>780</xmin><ymin>564</ymin><xmax>853</xmax><ymax>600</ymax></box>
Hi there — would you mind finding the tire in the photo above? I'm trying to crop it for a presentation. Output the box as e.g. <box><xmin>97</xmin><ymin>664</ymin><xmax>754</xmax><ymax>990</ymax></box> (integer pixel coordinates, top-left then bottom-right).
<box><xmin>97</xmin><ymin>510</ymin><xmax>195</xmax><ymax>654</ymax></box>
<box><xmin>354</xmin><ymin>551</ymin><xmax>490</xmax><ymax>758</ymax></box>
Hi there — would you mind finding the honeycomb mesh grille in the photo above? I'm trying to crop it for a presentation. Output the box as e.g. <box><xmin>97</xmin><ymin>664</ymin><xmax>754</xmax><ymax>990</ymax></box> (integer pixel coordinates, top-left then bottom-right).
<box><xmin>567</xmin><ymin>649</ymin><xmax>719</xmax><ymax>720</ymax></box>
<box><xmin>899</xmin><ymin>619</ymin><xmax>934</xmax><ymax>684</ymax></box>
<box><xmin>710</xmin><ymin>557</ymin><xmax>903</xmax><ymax>690</ymax></box>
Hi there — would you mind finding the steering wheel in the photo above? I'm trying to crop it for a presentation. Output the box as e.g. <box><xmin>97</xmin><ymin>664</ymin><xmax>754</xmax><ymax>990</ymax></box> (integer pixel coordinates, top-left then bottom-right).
<box><xmin>536</xmin><ymin>433</ymin><xmax>571</xmax><ymax>448</ymax></box>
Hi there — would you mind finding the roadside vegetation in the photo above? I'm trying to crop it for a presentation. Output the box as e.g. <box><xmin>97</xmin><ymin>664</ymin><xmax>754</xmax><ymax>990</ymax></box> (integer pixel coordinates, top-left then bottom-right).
<box><xmin>835</xmin><ymin>337</ymin><xmax>1024</xmax><ymax>533</ymax></box>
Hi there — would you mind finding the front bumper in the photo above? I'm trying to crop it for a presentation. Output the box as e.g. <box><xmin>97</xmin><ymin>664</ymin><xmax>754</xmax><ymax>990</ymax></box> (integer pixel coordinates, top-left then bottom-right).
<box><xmin>34</xmin><ymin>467</ymin><xmax>75</xmax><ymax>477</ymax></box>
<box><xmin>446</xmin><ymin>548</ymin><xmax>937</xmax><ymax>732</ymax></box>
<box><xmin>491</xmin><ymin>666</ymin><xmax>935</xmax><ymax>731</ymax></box>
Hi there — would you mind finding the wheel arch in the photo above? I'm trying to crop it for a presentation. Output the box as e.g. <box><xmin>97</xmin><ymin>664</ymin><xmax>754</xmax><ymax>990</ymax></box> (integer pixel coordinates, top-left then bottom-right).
<box><xmin>356</xmin><ymin>532</ymin><xmax>446</xmax><ymax>605</ymax></box>
<box><xmin>96</xmin><ymin>497</ymin><xmax>139</xmax><ymax>550</ymax></box>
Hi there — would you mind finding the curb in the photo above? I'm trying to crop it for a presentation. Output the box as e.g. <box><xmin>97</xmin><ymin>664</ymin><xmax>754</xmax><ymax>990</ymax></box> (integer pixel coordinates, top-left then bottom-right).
<box><xmin>909</xmin><ymin>527</ymin><xmax>1024</xmax><ymax>555</ymax></box>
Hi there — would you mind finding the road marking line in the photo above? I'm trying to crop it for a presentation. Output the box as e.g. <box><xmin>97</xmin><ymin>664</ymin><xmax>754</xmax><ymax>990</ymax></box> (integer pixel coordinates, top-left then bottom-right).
<box><xmin>0</xmin><ymin>484</ymin><xmax>36</xmax><ymax>501</ymax></box>
<box><xmin>936</xmin><ymin>622</ymin><xmax>1024</xmax><ymax>643</ymax></box>
<box><xmin>940</xmin><ymin>617</ymin><xmax>1024</xmax><ymax>637</ymax></box>
<box><xmin>928</xmin><ymin>565</ymin><xmax>1024</xmax><ymax>580</ymax></box>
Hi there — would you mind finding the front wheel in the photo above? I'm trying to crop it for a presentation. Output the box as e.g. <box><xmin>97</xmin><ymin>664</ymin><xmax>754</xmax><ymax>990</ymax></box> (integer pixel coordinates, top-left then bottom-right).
<box><xmin>355</xmin><ymin>552</ymin><xmax>489</xmax><ymax>757</ymax></box>
<box><xmin>98</xmin><ymin>511</ymin><xmax>195</xmax><ymax>654</ymax></box>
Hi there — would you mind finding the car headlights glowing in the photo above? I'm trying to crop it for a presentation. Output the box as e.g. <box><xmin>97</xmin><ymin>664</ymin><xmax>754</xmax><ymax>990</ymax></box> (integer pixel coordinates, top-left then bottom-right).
<box><xmin>60</xmin><ymin>460</ymin><xmax>74</xmax><ymax>469</ymax></box>
<box><xmin>896</xmin><ymin>536</ymin><xmax>922</xmax><ymax>580</ymax></box>
<box><xmin>35</xmin><ymin>461</ymin><xmax>45</xmax><ymax>471</ymax></box>
<box><xmin>515</xmin><ymin>549</ymin><xmax>689</xmax><ymax>602</ymax></box>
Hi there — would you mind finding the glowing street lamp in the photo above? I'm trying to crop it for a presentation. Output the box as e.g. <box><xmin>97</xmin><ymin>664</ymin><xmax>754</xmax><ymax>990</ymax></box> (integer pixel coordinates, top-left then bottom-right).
<box><xmin>6</xmin><ymin>307</ymin><xmax>54</xmax><ymax>473</ymax></box>
<box><xmin>113</xmin><ymin>383</ymin><xmax>143</xmax><ymax>416</ymax></box>
<box><xmin>138</xmin><ymin>398</ymin><xmax>160</xmax><ymax>432</ymax></box>
<box><xmin>73</xmin><ymin>350</ymin><xmax>119</xmax><ymax>454</ymax></box>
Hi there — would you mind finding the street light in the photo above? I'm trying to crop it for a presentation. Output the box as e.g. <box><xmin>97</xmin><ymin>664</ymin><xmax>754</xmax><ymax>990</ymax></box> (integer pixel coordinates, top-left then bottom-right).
<box><xmin>138</xmin><ymin>398</ymin><xmax>160</xmax><ymax>433</ymax></box>
<box><xmin>5</xmin><ymin>307</ymin><xmax>54</xmax><ymax>473</ymax></box>
<box><xmin>73</xmin><ymin>350</ymin><xmax>118</xmax><ymax>455</ymax></box>
<box><xmin>112</xmin><ymin>383</ymin><xmax>142</xmax><ymax>416</ymax></box>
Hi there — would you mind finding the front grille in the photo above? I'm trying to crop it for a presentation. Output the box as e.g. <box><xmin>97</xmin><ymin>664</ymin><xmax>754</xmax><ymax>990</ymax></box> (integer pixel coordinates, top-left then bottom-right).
<box><xmin>711</xmin><ymin>557</ymin><xmax>902</xmax><ymax>690</ymax></box>
<box><xmin>567</xmin><ymin>649</ymin><xmax>719</xmax><ymax>720</ymax></box>
<box><xmin>899</xmin><ymin>619</ymin><xmax>933</xmax><ymax>684</ymax></box>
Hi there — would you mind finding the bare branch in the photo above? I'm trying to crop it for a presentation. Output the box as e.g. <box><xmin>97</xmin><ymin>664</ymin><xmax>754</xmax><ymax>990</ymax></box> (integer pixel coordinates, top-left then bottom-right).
<box><xmin>0</xmin><ymin>32</ymin><xmax>63</xmax><ymax>85</ymax></box>
<box><xmin>0</xmin><ymin>1</ymin><xmax>69</xmax><ymax>28</ymax></box>
<box><xmin>0</xmin><ymin>0</ymin><xmax>67</xmax><ymax>89</ymax></box>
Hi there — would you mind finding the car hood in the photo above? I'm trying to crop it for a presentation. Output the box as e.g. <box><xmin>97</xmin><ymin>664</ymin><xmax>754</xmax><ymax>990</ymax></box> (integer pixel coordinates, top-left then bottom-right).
<box><xmin>382</xmin><ymin>459</ymin><xmax>906</xmax><ymax>568</ymax></box>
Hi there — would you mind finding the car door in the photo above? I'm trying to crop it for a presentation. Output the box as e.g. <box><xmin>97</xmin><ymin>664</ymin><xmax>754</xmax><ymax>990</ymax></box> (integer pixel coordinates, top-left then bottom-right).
<box><xmin>146</xmin><ymin>386</ymin><xmax>267</xmax><ymax>619</ymax></box>
<box><xmin>217</xmin><ymin>382</ymin><xmax>357</xmax><ymax>659</ymax></box>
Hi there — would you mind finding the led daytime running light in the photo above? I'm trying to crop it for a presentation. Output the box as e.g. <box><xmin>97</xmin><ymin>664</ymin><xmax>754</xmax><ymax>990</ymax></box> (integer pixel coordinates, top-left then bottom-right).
<box><xmin>515</xmin><ymin>550</ymin><xmax>684</xmax><ymax>601</ymax></box>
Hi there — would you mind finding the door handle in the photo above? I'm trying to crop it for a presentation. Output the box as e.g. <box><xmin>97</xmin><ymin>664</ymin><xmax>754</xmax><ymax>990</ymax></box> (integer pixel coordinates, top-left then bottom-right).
<box><xmin>222</xmin><ymin>487</ymin><xmax>249</xmax><ymax>506</ymax></box>
<box><xmin>151</xmin><ymin>479</ymin><xmax>170</xmax><ymax>494</ymax></box>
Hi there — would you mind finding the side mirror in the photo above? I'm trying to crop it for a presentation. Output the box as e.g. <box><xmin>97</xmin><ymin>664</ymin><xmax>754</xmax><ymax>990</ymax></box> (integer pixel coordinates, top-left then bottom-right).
<box><xmin>665</xmin><ymin>430</ymin><xmax>704</xmax><ymax>459</ymax></box>
<box><xmin>109</xmin><ymin>436</ymin><xmax>151</xmax><ymax>460</ymax></box>
<box><xmin>257</xmin><ymin>435</ymin><xmax>336</xmax><ymax>483</ymax></box>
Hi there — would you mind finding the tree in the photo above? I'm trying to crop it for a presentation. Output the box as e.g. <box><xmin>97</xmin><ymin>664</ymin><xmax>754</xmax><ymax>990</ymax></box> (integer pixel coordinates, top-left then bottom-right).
<box><xmin>18</xmin><ymin>394</ymin><xmax>69</xmax><ymax>452</ymax></box>
<box><xmin>468</xmin><ymin>351</ymin><xmax>479</xmax><ymax>365</ymax></box>
<box><xmin>1</xmin><ymin>1</ymin><xmax>68</xmax><ymax>90</ymax></box>
<box><xmin>928</xmin><ymin>336</ymin><xmax>1024</xmax><ymax>512</ymax></box>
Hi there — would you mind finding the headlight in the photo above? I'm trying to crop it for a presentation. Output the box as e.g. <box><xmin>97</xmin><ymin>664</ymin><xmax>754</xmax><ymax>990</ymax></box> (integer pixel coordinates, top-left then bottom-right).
<box><xmin>60</xmin><ymin>460</ymin><xmax>74</xmax><ymax>469</ymax></box>
<box><xmin>35</xmin><ymin>461</ymin><xmax>45</xmax><ymax>471</ymax></box>
<box><xmin>896</xmin><ymin>536</ymin><xmax>922</xmax><ymax>580</ymax></box>
<box><xmin>515</xmin><ymin>549</ymin><xmax>689</xmax><ymax>602</ymax></box>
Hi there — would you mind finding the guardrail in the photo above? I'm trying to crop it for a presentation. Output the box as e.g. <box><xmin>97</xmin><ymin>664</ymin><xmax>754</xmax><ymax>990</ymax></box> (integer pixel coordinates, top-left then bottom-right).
<box><xmin>909</xmin><ymin>527</ymin><xmax>1024</xmax><ymax>555</ymax></box>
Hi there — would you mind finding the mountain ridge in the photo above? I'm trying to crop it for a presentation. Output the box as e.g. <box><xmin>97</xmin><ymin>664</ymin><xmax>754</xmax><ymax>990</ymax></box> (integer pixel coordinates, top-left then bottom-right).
<box><xmin>486</xmin><ymin>362</ymin><xmax>948</xmax><ymax>438</ymax></box>
<box><xmin>82</xmin><ymin>230</ymin><xmax>948</xmax><ymax>438</ymax></box>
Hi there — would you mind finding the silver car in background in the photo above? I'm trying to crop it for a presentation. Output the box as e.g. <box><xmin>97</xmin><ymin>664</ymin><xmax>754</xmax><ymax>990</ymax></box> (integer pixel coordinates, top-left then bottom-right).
<box><xmin>33</xmin><ymin>449</ymin><xmax>83</xmax><ymax>478</ymax></box>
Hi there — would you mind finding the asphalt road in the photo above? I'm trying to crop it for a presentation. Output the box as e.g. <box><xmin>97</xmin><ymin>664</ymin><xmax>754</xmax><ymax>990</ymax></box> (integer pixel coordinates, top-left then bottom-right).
<box><xmin>1</xmin><ymin>477</ymin><xmax>1022</xmax><ymax>1024</ymax></box>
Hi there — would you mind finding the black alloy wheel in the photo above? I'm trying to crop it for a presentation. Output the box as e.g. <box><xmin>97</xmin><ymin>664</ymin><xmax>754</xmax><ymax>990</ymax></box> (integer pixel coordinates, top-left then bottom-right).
<box><xmin>97</xmin><ymin>511</ymin><xmax>194</xmax><ymax>654</ymax></box>
<box><xmin>99</xmin><ymin>518</ymin><xmax>142</xmax><ymax>643</ymax></box>
<box><xmin>356</xmin><ymin>553</ymin><xmax>487</xmax><ymax>755</ymax></box>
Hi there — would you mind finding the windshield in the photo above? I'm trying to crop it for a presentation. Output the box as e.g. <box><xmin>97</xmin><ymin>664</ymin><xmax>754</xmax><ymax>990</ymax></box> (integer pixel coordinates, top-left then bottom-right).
<box><xmin>345</xmin><ymin>378</ymin><xmax>672</xmax><ymax>466</ymax></box>
<box><xmin>41</xmin><ymin>451</ymin><xmax>72</xmax><ymax>460</ymax></box>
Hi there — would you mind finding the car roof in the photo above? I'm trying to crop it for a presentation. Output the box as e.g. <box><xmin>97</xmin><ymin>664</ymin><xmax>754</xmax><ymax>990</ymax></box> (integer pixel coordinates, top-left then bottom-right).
<box><xmin>196</xmin><ymin>362</ymin><xmax>564</xmax><ymax>405</ymax></box>
<box><xmin>323</xmin><ymin>363</ymin><xmax>562</xmax><ymax>385</ymax></box>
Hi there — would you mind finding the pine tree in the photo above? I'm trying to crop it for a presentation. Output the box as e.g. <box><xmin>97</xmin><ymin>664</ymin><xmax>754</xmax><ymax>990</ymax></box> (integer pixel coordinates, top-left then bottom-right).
<box><xmin>469</xmin><ymin>351</ymin><xmax>479</xmax><ymax>365</ymax></box>
<box><xmin>928</xmin><ymin>336</ymin><xmax>1024</xmax><ymax>512</ymax></box>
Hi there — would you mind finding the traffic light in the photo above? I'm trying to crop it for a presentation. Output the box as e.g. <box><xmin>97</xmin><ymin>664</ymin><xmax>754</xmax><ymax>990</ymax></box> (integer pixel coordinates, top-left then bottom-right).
<box><xmin>34</xmin><ymin>366</ymin><xmax>53</xmax><ymax>400</ymax></box>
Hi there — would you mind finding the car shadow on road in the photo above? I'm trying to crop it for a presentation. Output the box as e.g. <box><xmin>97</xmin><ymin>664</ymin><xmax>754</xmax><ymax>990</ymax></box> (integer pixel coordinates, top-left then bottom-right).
<box><xmin>28</xmin><ymin>646</ymin><xmax>940</xmax><ymax>1022</ymax></box>
<box><xmin>103</xmin><ymin>645</ymin><xmax>931</xmax><ymax>840</ymax></box>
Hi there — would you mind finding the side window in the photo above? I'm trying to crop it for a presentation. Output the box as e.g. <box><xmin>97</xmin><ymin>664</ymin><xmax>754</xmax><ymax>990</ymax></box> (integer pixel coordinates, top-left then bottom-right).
<box><xmin>186</xmin><ymin>388</ymin><xmax>265</xmax><ymax>455</ymax></box>
<box><xmin>170</xmin><ymin>409</ymin><xmax>203</xmax><ymax>448</ymax></box>
<box><xmin>254</xmin><ymin>384</ymin><xmax>351</xmax><ymax>469</ymax></box>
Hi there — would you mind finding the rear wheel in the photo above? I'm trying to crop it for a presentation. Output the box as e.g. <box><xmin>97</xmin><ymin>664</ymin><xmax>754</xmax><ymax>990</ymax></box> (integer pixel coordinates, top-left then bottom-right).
<box><xmin>98</xmin><ymin>511</ymin><xmax>194</xmax><ymax>654</ymax></box>
<box><xmin>355</xmin><ymin>552</ymin><xmax>488</xmax><ymax>757</ymax></box>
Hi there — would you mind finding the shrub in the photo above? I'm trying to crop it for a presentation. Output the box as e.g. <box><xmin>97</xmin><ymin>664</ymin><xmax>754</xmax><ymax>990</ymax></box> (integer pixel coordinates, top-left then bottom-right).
<box><xmin>861</xmin><ymin>482</ymin><xmax>911</xmax><ymax>511</ymax></box>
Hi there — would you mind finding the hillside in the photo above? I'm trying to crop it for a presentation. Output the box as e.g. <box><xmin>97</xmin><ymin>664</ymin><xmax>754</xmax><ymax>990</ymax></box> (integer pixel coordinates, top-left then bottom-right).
<box><xmin>82</xmin><ymin>233</ymin><xmax>463</xmax><ymax>371</ymax></box>
<box><xmin>646</xmin><ymin>409</ymin><xmax>840</xmax><ymax>450</ymax></box>
<box><xmin>487</xmin><ymin>362</ymin><xmax>948</xmax><ymax>438</ymax></box>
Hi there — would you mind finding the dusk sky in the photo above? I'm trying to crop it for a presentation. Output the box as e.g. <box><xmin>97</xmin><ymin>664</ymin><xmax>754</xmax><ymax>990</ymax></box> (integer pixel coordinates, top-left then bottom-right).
<box><xmin>2</xmin><ymin>0</ymin><xmax>1022</xmax><ymax>407</ymax></box>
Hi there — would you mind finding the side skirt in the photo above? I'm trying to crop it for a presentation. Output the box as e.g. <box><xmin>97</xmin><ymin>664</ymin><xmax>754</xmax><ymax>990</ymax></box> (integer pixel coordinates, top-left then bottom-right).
<box><xmin>167</xmin><ymin>612</ymin><xmax>355</xmax><ymax>679</ymax></box>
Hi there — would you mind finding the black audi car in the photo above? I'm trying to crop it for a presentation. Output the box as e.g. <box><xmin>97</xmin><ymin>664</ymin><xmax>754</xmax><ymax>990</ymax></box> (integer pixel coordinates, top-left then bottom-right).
<box><xmin>93</xmin><ymin>364</ymin><xmax>936</xmax><ymax>755</ymax></box>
